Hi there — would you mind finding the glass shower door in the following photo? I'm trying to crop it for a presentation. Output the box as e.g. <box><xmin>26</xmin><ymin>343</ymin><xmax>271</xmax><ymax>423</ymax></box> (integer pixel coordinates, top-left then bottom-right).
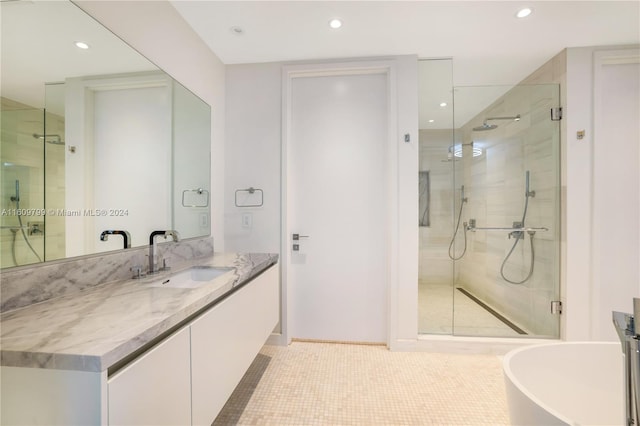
<box><xmin>451</xmin><ymin>83</ymin><xmax>561</xmax><ymax>338</ymax></box>
<box><xmin>418</xmin><ymin>58</ymin><xmax>561</xmax><ymax>338</ymax></box>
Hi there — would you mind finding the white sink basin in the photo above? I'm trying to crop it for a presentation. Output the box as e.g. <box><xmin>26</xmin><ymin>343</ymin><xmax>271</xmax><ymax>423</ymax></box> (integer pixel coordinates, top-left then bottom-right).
<box><xmin>149</xmin><ymin>266</ymin><xmax>234</xmax><ymax>289</ymax></box>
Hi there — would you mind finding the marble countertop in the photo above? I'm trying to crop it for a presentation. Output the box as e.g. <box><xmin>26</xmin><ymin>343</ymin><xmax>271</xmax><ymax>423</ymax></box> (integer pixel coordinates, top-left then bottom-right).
<box><xmin>0</xmin><ymin>252</ymin><xmax>278</xmax><ymax>373</ymax></box>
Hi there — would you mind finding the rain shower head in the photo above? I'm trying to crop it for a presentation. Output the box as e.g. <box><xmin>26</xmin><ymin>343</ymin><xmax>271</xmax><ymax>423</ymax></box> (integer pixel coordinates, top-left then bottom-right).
<box><xmin>472</xmin><ymin>114</ymin><xmax>521</xmax><ymax>132</ymax></box>
<box><xmin>472</xmin><ymin>123</ymin><xmax>498</xmax><ymax>131</ymax></box>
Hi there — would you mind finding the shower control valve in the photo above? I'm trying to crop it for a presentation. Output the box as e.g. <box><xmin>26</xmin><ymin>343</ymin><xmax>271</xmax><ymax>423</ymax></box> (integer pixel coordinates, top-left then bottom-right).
<box><xmin>509</xmin><ymin>222</ymin><xmax>524</xmax><ymax>240</ymax></box>
<box><xmin>467</xmin><ymin>218</ymin><xmax>476</xmax><ymax>231</ymax></box>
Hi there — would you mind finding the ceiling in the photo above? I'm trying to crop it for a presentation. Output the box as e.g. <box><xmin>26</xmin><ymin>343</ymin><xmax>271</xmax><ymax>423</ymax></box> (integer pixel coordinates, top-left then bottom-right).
<box><xmin>172</xmin><ymin>1</ymin><xmax>639</xmax><ymax>128</ymax></box>
<box><xmin>1</xmin><ymin>1</ymin><xmax>157</xmax><ymax>112</ymax></box>
<box><xmin>2</xmin><ymin>1</ymin><xmax>638</xmax><ymax>127</ymax></box>
<box><xmin>171</xmin><ymin>1</ymin><xmax>639</xmax><ymax>86</ymax></box>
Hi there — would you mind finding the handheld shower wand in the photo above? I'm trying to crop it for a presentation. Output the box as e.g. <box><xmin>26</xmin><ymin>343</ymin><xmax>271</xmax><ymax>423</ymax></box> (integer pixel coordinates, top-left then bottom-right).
<box><xmin>10</xmin><ymin>180</ymin><xmax>19</xmax><ymax>203</ymax></box>
<box><xmin>9</xmin><ymin>179</ymin><xmax>43</xmax><ymax>265</ymax></box>
<box><xmin>500</xmin><ymin>171</ymin><xmax>536</xmax><ymax>284</ymax></box>
<box><xmin>448</xmin><ymin>185</ymin><xmax>468</xmax><ymax>260</ymax></box>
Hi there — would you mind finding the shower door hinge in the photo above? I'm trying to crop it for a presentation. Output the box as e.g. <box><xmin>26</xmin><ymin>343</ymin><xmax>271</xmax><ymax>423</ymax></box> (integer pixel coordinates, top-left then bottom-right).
<box><xmin>551</xmin><ymin>107</ymin><xmax>563</xmax><ymax>121</ymax></box>
<box><xmin>551</xmin><ymin>300</ymin><xmax>563</xmax><ymax>315</ymax></box>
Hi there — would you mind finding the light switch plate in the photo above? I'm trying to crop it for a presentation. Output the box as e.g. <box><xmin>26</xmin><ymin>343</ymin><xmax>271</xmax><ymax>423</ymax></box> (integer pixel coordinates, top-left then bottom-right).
<box><xmin>242</xmin><ymin>213</ymin><xmax>252</xmax><ymax>229</ymax></box>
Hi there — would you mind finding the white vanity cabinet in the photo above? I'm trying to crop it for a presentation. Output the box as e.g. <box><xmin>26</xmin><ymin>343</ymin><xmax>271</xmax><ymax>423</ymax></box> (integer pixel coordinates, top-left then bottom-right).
<box><xmin>107</xmin><ymin>263</ymin><xmax>279</xmax><ymax>426</ymax></box>
<box><xmin>191</xmin><ymin>263</ymin><xmax>279</xmax><ymax>425</ymax></box>
<box><xmin>107</xmin><ymin>327</ymin><xmax>192</xmax><ymax>425</ymax></box>
<box><xmin>0</xmin><ymin>261</ymin><xmax>279</xmax><ymax>426</ymax></box>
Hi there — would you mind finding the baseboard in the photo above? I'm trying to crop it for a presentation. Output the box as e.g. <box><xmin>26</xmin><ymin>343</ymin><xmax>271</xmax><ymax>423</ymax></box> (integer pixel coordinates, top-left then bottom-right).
<box><xmin>390</xmin><ymin>336</ymin><xmax>558</xmax><ymax>355</ymax></box>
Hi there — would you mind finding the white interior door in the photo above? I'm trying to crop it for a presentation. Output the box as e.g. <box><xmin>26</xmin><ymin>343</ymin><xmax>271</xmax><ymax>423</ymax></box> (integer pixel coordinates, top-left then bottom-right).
<box><xmin>592</xmin><ymin>50</ymin><xmax>640</xmax><ymax>340</ymax></box>
<box><xmin>288</xmin><ymin>71</ymin><xmax>389</xmax><ymax>343</ymax></box>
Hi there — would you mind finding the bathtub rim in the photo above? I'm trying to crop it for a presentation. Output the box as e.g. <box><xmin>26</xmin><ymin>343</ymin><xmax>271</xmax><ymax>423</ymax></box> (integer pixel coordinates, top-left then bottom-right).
<box><xmin>503</xmin><ymin>341</ymin><xmax>621</xmax><ymax>425</ymax></box>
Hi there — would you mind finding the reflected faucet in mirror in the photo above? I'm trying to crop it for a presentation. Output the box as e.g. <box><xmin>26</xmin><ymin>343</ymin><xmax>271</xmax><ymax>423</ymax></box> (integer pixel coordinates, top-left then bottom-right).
<box><xmin>149</xmin><ymin>230</ymin><xmax>180</xmax><ymax>274</ymax></box>
<box><xmin>99</xmin><ymin>230</ymin><xmax>131</xmax><ymax>249</ymax></box>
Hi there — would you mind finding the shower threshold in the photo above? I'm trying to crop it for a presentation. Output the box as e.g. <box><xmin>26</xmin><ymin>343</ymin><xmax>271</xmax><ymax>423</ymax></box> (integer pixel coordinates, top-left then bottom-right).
<box><xmin>456</xmin><ymin>288</ymin><xmax>527</xmax><ymax>335</ymax></box>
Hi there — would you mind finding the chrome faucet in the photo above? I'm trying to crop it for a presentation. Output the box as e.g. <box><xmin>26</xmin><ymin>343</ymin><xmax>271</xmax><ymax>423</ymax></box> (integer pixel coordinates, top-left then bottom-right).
<box><xmin>148</xmin><ymin>230</ymin><xmax>179</xmax><ymax>274</ymax></box>
<box><xmin>613</xmin><ymin>298</ymin><xmax>640</xmax><ymax>425</ymax></box>
<box><xmin>100</xmin><ymin>230</ymin><xmax>131</xmax><ymax>249</ymax></box>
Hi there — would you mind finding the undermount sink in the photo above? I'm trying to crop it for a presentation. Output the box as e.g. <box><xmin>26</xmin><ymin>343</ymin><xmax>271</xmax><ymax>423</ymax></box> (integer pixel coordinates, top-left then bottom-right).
<box><xmin>148</xmin><ymin>266</ymin><xmax>234</xmax><ymax>289</ymax></box>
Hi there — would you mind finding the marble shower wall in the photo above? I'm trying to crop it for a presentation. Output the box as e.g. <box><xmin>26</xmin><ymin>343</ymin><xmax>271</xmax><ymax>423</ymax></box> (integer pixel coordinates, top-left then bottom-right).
<box><xmin>0</xmin><ymin>236</ymin><xmax>214</xmax><ymax>312</ymax></box>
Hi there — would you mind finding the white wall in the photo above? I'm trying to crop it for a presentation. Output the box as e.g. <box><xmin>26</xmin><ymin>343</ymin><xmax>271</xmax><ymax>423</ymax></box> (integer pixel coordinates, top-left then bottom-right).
<box><xmin>74</xmin><ymin>0</ymin><xmax>226</xmax><ymax>251</ymax></box>
<box><xmin>395</xmin><ymin>55</ymin><xmax>420</xmax><ymax>343</ymax></box>
<box><xmin>225</xmin><ymin>63</ymin><xmax>282</xmax><ymax>254</ymax></box>
<box><xmin>225</xmin><ymin>56</ymin><xmax>418</xmax><ymax>346</ymax></box>
<box><xmin>591</xmin><ymin>55</ymin><xmax>640</xmax><ymax>340</ymax></box>
<box><xmin>564</xmin><ymin>45</ymin><xmax>640</xmax><ymax>341</ymax></box>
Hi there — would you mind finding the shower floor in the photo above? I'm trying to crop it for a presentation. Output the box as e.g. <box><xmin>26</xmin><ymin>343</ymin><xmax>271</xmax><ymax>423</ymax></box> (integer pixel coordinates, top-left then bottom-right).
<box><xmin>418</xmin><ymin>281</ymin><xmax>522</xmax><ymax>337</ymax></box>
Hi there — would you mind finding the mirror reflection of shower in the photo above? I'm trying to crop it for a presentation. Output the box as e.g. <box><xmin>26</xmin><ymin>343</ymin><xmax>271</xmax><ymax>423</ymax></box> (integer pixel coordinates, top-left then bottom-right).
<box><xmin>500</xmin><ymin>170</ymin><xmax>536</xmax><ymax>284</ymax></box>
<box><xmin>8</xmin><ymin>179</ymin><xmax>43</xmax><ymax>265</ymax></box>
<box><xmin>448</xmin><ymin>185</ymin><xmax>468</xmax><ymax>260</ymax></box>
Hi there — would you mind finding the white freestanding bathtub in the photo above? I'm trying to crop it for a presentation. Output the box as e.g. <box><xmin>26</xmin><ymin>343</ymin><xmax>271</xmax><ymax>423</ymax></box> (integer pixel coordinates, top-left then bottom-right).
<box><xmin>503</xmin><ymin>342</ymin><xmax>623</xmax><ymax>425</ymax></box>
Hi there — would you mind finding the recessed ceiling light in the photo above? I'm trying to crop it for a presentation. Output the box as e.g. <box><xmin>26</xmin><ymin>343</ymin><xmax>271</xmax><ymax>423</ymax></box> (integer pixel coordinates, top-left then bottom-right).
<box><xmin>439</xmin><ymin>102</ymin><xmax>447</xmax><ymax>107</ymax></box>
<box><xmin>516</xmin><ymin>8</ymin><xmax>532</xmax><ymax>18</ymax></box>
<box><xmin>329</xmin><ymin>18</ymin><xmax>343</xmax><ymax>29</ymax></box>
<box><xmin>75</xmin><ymin>41</ymin><xmax>89</xmax><ymax>50</ymax></box>
<box><xmin>230</xmin><ymin>26</ymin><xmax>244</xmax><ymax>35</ymax></box>
<box><xmin>428</xmin><ymin>119</ymin><xmax>435</xmax><ymax>123</ymax></box>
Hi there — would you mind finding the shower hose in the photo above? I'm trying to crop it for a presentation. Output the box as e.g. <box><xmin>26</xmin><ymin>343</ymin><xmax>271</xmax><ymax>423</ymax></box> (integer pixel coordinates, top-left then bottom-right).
<box><xmin>11</xmin><ymin>202</ymin><xmax>43</xmax><ymax>266</ymax></box>
<box><xmin>448</xmin><ymin>198</ymin><xmax>467</xmax><ymax>261</ymax></box>
<box><xmin>500</xmin><ymin>192</ymin><xmax>535</xmax><ymax>284</ymax></box>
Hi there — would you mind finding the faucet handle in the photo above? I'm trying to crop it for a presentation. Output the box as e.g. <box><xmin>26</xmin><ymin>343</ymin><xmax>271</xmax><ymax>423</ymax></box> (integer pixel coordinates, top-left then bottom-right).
<box><xmin>130</xmin><ymin>265</ymin><xmax>146</xmax><ymax>279</ymax></box>
<box><xmin>165</xmin><ymin>230</ymin><xmax>180</xmax><ymax>242</ymax></box>
<box><xmin>158</xmin><ymin>258</ymin><xmax>171</xmax><ymax>272</ymax></box>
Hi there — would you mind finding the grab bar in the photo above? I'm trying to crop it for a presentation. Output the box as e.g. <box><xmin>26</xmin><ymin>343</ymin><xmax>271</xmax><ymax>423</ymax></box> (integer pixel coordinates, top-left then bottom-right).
<box><xmin>467</xmin><ymin>226</ymin><xmax>549</xmax><ymax>232</ymax></box>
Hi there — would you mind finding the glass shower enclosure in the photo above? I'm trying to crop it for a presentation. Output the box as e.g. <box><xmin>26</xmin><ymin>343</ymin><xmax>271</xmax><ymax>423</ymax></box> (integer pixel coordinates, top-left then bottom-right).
<box><xmin>418</xmin><ymin>59</ymin><xmax>561</xmax><ymax>338</ymax></box>
<box><xmin>1</xmin><ymin>89</ymin><xmax>66</xmax><ymax>268</ymax></box>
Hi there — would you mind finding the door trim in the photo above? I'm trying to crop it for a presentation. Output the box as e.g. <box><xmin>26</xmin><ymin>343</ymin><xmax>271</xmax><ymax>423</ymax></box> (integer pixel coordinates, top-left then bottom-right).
<box><xmin>280</xmin><ymin>60</ymin><xmax>398</xmax><ymax>346</ymax></box>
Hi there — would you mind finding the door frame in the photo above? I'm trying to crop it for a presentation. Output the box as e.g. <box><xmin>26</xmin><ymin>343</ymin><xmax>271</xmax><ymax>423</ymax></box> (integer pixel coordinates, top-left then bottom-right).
<box><xmin>64</xmin><ymin>72</ymin><xmax>172</xmax><ymax>256</ymax></box>
<box><xmin>280</xmin><ymin>60</ymin><xmax>399</xmax><ymax>346</ymax></box>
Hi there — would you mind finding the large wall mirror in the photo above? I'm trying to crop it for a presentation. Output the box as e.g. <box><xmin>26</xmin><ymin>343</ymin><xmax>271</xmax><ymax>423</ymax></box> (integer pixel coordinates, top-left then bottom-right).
<box><xmin>1</xmin><ymin>0</ymin><xmax>211</xmax><ymax>268</ymax></box>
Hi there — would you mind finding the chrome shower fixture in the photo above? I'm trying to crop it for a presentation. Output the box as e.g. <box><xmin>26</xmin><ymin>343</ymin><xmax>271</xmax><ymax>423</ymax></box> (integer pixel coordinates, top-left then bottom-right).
<box><xmin>460</xmin><ymin>184</ymin><xmax>468</xmax><ymax>204</ymax></box>
<box><xmin>33</xmin><ymin>133</ymin><xmax>64</xmax><ymax>145</ymax></box>
<box><xmin>472</xmin><ymin>114</ymin><xmax>521</xmax><ymax>131</ymax></box>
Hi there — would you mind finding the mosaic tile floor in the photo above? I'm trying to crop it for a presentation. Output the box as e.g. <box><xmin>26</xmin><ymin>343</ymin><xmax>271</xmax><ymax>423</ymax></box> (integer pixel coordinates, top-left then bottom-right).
<box><xmin>214</xmin><ymin>341</ymin><xmax>510</xmax><ymax>425</ymax></box>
